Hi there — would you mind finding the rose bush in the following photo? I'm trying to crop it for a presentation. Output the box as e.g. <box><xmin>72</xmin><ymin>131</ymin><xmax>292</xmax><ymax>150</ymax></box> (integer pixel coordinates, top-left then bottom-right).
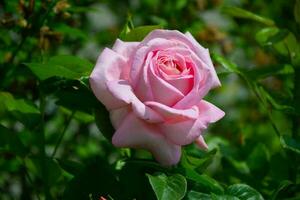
<box><xmin>90</xmin><ymin>29</ymin><xmax>225</xmax><ymax>166</ymax></box>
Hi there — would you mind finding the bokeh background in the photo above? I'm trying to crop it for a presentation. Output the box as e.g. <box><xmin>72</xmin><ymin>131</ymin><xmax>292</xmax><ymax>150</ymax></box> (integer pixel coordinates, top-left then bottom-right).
<box><xmin>1</xmin><ymin>0</ymin><xmax>299</xmax><ymax>199</ymax></box>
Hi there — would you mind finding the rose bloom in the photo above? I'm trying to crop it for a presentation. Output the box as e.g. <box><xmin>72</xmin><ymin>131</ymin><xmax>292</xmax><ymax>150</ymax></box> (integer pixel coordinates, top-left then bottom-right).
<box><xmin>90</xmin><ymin>30</ymin><xmax>224</xmax><ymax>166</ymax></box>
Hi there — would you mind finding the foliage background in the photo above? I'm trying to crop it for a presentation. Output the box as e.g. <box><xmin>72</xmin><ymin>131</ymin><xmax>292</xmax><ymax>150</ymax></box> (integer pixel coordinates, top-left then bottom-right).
<box><xmin>1</xmin><ymin>0</ymin><xmax>300</xmax><ymax>199</ymax></box>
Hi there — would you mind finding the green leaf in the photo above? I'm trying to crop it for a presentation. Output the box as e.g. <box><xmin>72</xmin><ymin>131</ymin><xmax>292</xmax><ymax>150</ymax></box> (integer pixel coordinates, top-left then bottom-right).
<box><xmin>255</xmin><ymin>27</ymin><xmax>279</xmax><ymax>45</ymax></box>
<box><xmin>63</xmin><ymin>157</ymin><xmax>121</xmax><ymax>200</ymax></box>
<box><xmin>246</xmin><ymin>143</ymin><xmax>269</xmax><ymax>178</ymax></box>
<box><xmin>147</xmin><ymin>173</ymin><xmax>187</xmax><ymax>200</ymax></box>
<box><xmin>226</xmin><ymin>184</ymin><xmax>264</xmax><ymax>200</ymax></box>
<box><xmin>187</xmin><ymin>191</ymin><xmax>240</xmax><ymax>200</ymax></box>
<box><xmin>29</xmin><ymin>157</ymin><xmax>63</xmax><ymax>186</ymax></box>
<box><xmin>25</xmin><ymin>55</ymin><xmax>93</xmax><ymax>80</ymax></box>
<box><xmin>212</xmin><ymin>53</ymin><xmax>240</xmax><ymax>74</ymax></box>
<box><xmin>94</xmin><ymin>104</ymin><xmax>115</xmax><ymax>141</ymax></box>
<box><xmin>121</xmin><ymin>25</ymin><xmax>162</xmax><ymax>41</ymax></box>
<box><xmin>257</xmin><ymin>86</ymin><xmax>294</xmax><ymax>113</ymax></box>
<box><xmin>55</xmin><ymin>24</ymin><xmax>88</xmax><ymax>40</ymax></box>
<box><xmin>181</xmin><ymin>148</ymin><xmax>217</xmax><ymax>173</ymax></box>
<box><xmin>294</xmin><ymin>0</ymin><xmax>300</xmax><ymax>24</ymax></box>
<box><xmin>0</xmin><ymin>125</ymin><xmax>28</xmax><ymax>157</ymax></box>
<box><xmin>271</xmin><ymin>180</ymin><xmax>293</xmax><ymax>200</ymax></box>
<box><xmin>222</xmin><ymin>6</ymin><xmax>275</xmax><ymax>26</ymax></box>
<box><xmin>119</xmin><ymin>15</ymin><xmax>134</xmax><ymax>39</ymax></box>
<box><xmin>56</xmin><ymin>159</ymin><xmax>84</xmax><ymax>176</ymax></box>
<box><xmin>184</xmin><ymin>169</ymin><xmax>224</xmax><ymax>194</ymax></box>
<box><xmin>0</xmin><ymin>92</ymin><xmax>40</xmax><ymax>127</ymax></box>
<box><xmin>186</xmin><ymin>190</ymin><xmax>211</xmax><ymax>200</ymax></box>
<box><xmin>280</xmin><ymin>135</ymin><xmax>300</xmax><ymax>154</ymax></box>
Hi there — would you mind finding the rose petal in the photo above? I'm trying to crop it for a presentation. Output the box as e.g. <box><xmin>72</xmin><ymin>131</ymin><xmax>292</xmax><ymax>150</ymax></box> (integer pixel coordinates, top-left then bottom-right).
<box><xmin>130</xmin><ymin>38</ymin><xmax>187</xmax><ymax>87</ymax></box>
<box><xmin>89</xmin><ymin>48</ymin><xmax>129</xmax><ymax>110</ymax></box>
<box><xmin>165</xmin><ymin>76</ymin><xmax>194</xmax><ymax>95</ymax></box>
<box><xmin>109</xmin><ymin>106</ymin><xmax>130</xmax><ymax>129</ymax></box>
<box><xmin>112</xmin><ymin>112</ymin><xmax>181</xmax><ymax>166</ymax></box>
<box><xmin>106</xmin><ymin>80</ymin><xmax>163</xmax><ymax>123</ymax></box>
<box><xmin>160</xmin><ymin>100</ymin><xmax>225</xmax><ymax>145</ymax></box>
<box><xmin>112</xmin><ymin>39</ymin><xmax>139</xmax><ymax>80</ymax></box>
<box><xmin>142</xmin><ymin>29</ymin><xmax>220</xmax><ymax>89</ymax></box>
<box><xmin>185</xmin><ymin>32</ymin><xmax>221</xmax><ymax>88</ymax></box>
<box><xmin>145</xmin><ymin>101</ymin><xmax>198</xmax><ymax>123</ymax></box>
<box><xmin>148</xmin><ymin>59</ymin><xmax>185</xmax><ymax>106</ymax></box>
<box><xmin>195</xmin><ymin>135</ymin><xmax>208</xmax><ymax>149</ymax></box>
<box><xmin>112</xmin><ymin>39</ymin><xmax>139</xmax><ymax>60</ymax></box>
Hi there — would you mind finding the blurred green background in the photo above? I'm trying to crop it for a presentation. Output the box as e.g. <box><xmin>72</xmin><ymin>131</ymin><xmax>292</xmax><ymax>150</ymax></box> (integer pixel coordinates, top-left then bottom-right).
<box><xmin>0</xmin><ymin>0</ymin><xmax>300</xmax><ymax>199</ymax></box>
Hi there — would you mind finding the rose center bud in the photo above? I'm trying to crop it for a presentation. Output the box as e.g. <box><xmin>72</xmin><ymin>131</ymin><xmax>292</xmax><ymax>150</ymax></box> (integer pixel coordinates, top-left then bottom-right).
<box><xmin>159</xmin><ymin>60</ymin><xmax>182</xmax><ymax>75</ymax></box>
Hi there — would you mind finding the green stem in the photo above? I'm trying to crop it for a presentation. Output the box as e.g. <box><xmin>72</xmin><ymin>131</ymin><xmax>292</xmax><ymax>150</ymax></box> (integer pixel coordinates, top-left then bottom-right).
<box><xmin>51</xmin><ymin>111</ymin><xmax>76</xmax><ymax>158</ymax></box>
<box><xmin>38</xmin><ymin>90</ymin><xmax>51</xmax><ymax>200</ymax></box>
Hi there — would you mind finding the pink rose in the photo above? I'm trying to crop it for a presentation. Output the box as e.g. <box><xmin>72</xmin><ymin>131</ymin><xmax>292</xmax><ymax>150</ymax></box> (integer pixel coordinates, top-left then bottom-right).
<box><xmin>90</xmin><ymin>29</ymin><xmax>225</xmax><ymax>166</ymax></box>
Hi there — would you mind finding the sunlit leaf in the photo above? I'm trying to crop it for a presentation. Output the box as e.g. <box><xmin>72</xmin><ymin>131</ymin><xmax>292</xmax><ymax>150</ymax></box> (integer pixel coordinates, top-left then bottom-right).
<box><xmin>212</xmin><ymin>53</ymin><xmax>241</xmax><ymax>74</ymax></box>
<box><xmin>147</xmin><ymin>173</ymin><xmax>187</xmax><ymax>200</ymax></box>
<box><xmin>25</xmin><ymin>55</ymin><xmax>93</xmax><ymax>80</ymax></box>
<box><xmin>121</xmin><ymin>25</ymin><xmax>162</xmax><ymax>41</ymax></box>
<box><xmin>226</xmin><ymin>184</ymin><xmax>264</xmax><ymax>200</ymax></box>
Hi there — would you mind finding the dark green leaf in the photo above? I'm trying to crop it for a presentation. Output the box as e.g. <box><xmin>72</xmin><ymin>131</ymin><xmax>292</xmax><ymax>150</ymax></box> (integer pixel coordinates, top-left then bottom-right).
<box><xmin>226</xmin><ymin>184</ymin><xmax>264</xmax><ymax>200</ymax></box>
<box><xmin>94</xmin><ymin>104</ymin><xmax>115</xmax><ymax>141</ymax></box>
<box><xmin>55</xmin><ymin>24</ymin><xmax>88</xmax><ymax>40</ymax></box>
<box><xmin>271</xmin><ymin>180</ymin><xmax>293</xmax><ymax>200</ymax></box>
<box><xmin>0</xmin><ymin>125</ymin><xmax>28</xmax><ymax>157</ymax></box>
<box><xmin>280</xmin><ymin>135</ymin><xmax>300</xmax><ymax>154</ymax></box>
<box><xmin>63</xmin><ymin>157</ymin><xmax>121</xmax><ymax>200</ymax></box>
<box><xmin>147</xmin><ymin>173</ymin><xmax>187</xmax><ymax>200</ymax></box>
<box><xmin>246</xmin><ymin>143</ymin><xmax>269</xmax><ymax>178</ymax></box>
<box><xmin>222</xmin><ymin>6</ymin><xmax>275</xmax><ymax>26</ymax></box>
<box><xmin>294</xmin><ymin>0</ymin><xmax>300</xmax><ymax>24</ymax></box>
<box><xmin>56</xmin><ymin>159</ymin><xmax>84</xmax><ymax>176</ymax></box>
<box><xmin>29</xmin><ymin>157</ymin><xmax>63</xmax><ymax>186</ymax></box>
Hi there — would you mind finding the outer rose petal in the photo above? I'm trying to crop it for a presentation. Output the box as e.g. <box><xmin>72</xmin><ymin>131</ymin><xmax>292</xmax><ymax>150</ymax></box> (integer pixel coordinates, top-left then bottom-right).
<box><xmin>109</xmin><ymin>106</ymin><xmax>130</xmax><ymax>129</ymax></box>
<box><xmin>112</xmin><ymin>39</ymin><xmax>139</xmax><ymax>80</ymax></box>
<box><xmin>145</xmin><ymin>101</ymin><xmax>198</xmax><ymax>123</ymax></box>
<box><xmin>195</xmin><ymin>135</ymin><xmax>208</xmax><ymax>149</ymax></box>
<box><xmin>112</xmin><ymin>39</ymin><xmax>139</xmax><ymax>60</ymax></box>
<box><xmin>160</xmin><ymin>100</ymin><xmax>225</xmax><ymax>146</ymax></box>
<box><xmin>185</xmin><ymin>32</ymin><xmax>220</xmax><ymax>88</ymax></box>
<box><xmin>106</xmin><ymin>80</ymin><xmax>163</xmax><ymax>123</ymax></box>
<box><xmin>89</xmin><ymin>48</ymin><xmax>129</xmax><ymax>110</ymax></box>
<box><xmin>112</xmin><ymin>112</ymin><xmax>181</xmax><ymax>166</ymax></box>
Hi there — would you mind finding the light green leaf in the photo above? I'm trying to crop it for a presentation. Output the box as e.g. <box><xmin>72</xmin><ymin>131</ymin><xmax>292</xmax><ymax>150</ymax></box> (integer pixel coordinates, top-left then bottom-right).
<box><xmin>0</xmin><ymin>92</ymin><xmax>40</xmax><ymax>127</ymax></box>
<box><xmin>25</xmin><ymin>55</ymin><xmax>93</xmax><ymax>80</ymax></box>
<box><xmin>255</xmin><ymin>27</ymin><xmax>279</xmax><ymax>45</ymax></box>
<box><xmin>121</xmin><ymin>25</ymin><xmax>162</xmax><ymax>41</ymax></box>
<box><xmin>147</xmin><ymin>173</ymin><xmax>187</xmax><ymax>200</ymax></box>
<box><xmin>222</xmin><ymin>6</ymin><xmax>275</xmax><ymax>26</ymax></box>
<box><xmin>186</xmin><ymin>191</ymin><xmax>211</xmax><ymax>200</ymax></box>
<box><xmin>184</xmin><ymin>169</ymin><xmax>224</xmax><ymax>194</ymax></box>
<box><xmin>226</xmin><ymin>184</ymin><xmax>264</xmax><ymax>200</ymax></box>
<box><xmin>212</xmin><ymin>53</ymin><xmax>240</xmax><ymax>74</ymax></box>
